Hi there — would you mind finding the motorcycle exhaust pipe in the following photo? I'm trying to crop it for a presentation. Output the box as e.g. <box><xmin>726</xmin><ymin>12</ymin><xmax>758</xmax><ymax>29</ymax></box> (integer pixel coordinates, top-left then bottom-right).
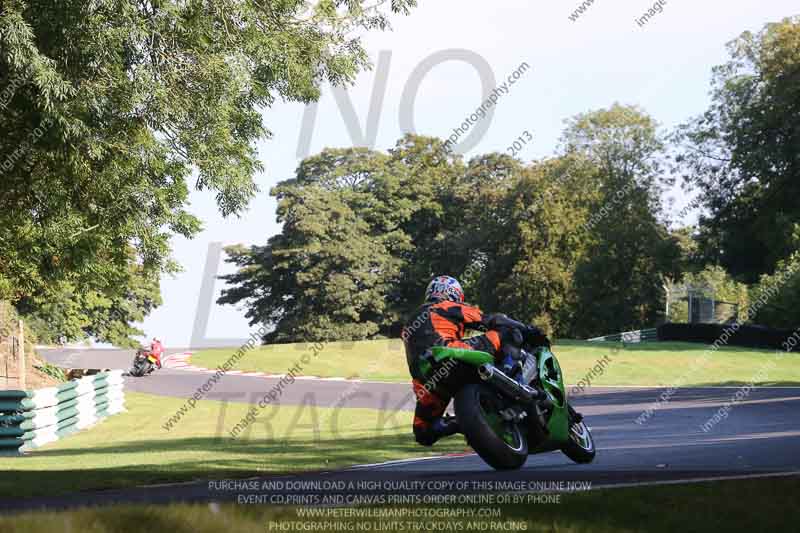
<box><xmin>478</xmin><ymin>363</ymin><xmax>541</xmax><ymax>404</ymax></box>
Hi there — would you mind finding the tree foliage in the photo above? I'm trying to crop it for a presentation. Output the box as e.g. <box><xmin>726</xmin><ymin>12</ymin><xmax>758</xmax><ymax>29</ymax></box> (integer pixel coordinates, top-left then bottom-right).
<box><xmin>675</xmin><ymin>17</ymin><xmax>800</xmax><ymax>282</ymax></box>
<box><xmin>566</xmin><ymin>105</ymin><xmax>681</xmax><ymax>336</ymax></box>
<box><xmin>220</xmin><ymin>137</ymin><xmax>461</xmax><ymax>342</ymax></box>
<box><xmin>750</xmin><ymin>251</ymin><xmax>800</xmax><ymax>329</ymax></box>
<box><xmin>221</xmin><ymin>106</ymin><xmax>682</xmax><ymax>341</ymax></box>
<box><xmin>0</xmin><ymin>0</ymin><xmax>414</xmax><ymax>343</ymax></box>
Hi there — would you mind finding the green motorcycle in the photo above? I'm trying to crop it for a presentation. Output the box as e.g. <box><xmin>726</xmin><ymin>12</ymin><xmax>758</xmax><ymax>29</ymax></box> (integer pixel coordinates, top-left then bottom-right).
<box><xmin>431</xmin><ymin>336</ymin><xmax>596</xmax><ymax>470</ymax></box>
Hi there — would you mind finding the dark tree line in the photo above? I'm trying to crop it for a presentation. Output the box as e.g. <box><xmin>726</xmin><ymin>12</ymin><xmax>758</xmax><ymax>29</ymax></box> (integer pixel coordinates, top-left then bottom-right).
<box><xmin>220</xmin><ymin>105</ymin><xmax>682</xmax><ymax>341</ymax></box>
<box><xmin>222</xmin><ymin>17</ymin><xmax>800</xmax><ymax>341</ymax></box>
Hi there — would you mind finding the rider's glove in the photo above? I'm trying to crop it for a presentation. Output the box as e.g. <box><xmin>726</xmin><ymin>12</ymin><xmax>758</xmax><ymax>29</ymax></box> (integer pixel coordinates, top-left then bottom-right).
<box><xmin>525</xmin><ymin>326</ymin><xmax>551</xmax><ymax>348</ymax></box>
<box><xmin>499</xmin><ymin>353</ymin><xmax>516</xmax><ymax>375</ymax></box>
<box><xmin>482</xmin><ymin>313</ymin><xmax>512</xmax><ymax>331</ymax></box>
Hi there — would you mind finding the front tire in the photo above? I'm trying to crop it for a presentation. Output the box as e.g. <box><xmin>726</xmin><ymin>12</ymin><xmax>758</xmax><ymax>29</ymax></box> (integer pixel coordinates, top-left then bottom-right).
<box><xmin>455</xmin><ymin>384</ymin><xmax>528</xmax><ymax>470</ymax></box>
<box><xmin>561</xmin><ymin>404</ymin><xmax>596</xmax><ymax>464</ymax></box>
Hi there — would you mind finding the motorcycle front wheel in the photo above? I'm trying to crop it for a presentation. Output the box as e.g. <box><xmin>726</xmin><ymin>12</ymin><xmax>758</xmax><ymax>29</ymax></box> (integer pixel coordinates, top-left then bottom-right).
<box><xmin>561</xmin><ymin>404</ymin><xmax>596</xmax><ymax>464</ymax></box>
<box><xmin>455</xmin><ymin>383</ymin><xmax>528</xmax><ymax>470</ymax></box>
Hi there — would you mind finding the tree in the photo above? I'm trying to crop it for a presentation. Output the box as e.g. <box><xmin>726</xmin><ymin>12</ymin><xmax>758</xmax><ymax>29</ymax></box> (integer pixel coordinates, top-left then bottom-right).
<box><xmin>219</xmin><ymin>136</ymin><xmax>465</xmax><ymax>342</ymax></box>
<box><xmin>17</xmin><ymin>254</ymin><xmax>162</xmax><ymax>347</ymax></box>
<box><xmin>466</xmin><ymin>155</ymin><xmax>596</xmax><ymax>337</ymax></box>
<box><xmin>385</xmin><ymin>135</ymin><xmax>467</xmax><ymax>320</ymax></box>
<box><xmin>0</xmin><ymin>0</ymin><xmax>415</xmax><ymax>342</ymax></box>
<box><xmin>220</xmin><ymin>184</ymin><xmax>402</xmax><ymax>342</ymax></box>
<box><xmin>750</xmin><ymin>251</ymin><xmax>800</xmax><ymax>328</ymax></box>
<box><xmin>674</xmin><ymin>17</ymin><xmax>800</xmax><ymax>282</ymax></box>
<box><xmin>564</xmin><ymin>105</ymin><xmax>681</xmax><ymax>337</ymax></box>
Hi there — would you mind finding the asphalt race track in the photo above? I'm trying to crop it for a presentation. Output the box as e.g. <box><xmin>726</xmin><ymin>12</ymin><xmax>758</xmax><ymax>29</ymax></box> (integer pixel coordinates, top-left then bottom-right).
<box><xmin>3</xmin><ymin>347</ymin><xmax>797</xmax><ymax>511</ymax></box>
<box><xmin>40</xmin><ymin>347</ymin><xmax>417</xmax><ymax>411</ymax></box>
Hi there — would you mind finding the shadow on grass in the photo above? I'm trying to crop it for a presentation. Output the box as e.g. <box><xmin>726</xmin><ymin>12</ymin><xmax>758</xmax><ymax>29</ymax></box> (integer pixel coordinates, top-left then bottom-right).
<box><xmin>89</xmin><ymin>507</ymin><xmax>220</xmax><ymax>533</ymax></box>
<box><xmin>4</xmin><ymin>477</ymin><xmax>800</xmax><ymax>533</ymax></box>
<box><xmin>555</xmin><ymin>339</ymin><xmax>788</xmax><ymax>354</ymax></box>
<box><xmin>693</xmin><ymin>381</ymin><xmax>800</xmax><ymax>387</ymax></box>
<box><xmin>495</xmin><ymin>477</ymin><xmax>800</xmax><ymax>533</ymax></box>
<box><xmin>1</xmin><ymin>432</ymin><xmax>458</xmax><ymax>500</ymax></box>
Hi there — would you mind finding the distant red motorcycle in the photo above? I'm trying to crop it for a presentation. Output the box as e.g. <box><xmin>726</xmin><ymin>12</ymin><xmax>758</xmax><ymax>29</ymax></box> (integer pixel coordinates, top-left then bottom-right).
<box><xmin>129</xmin><ymin>339</ymin><xmax>164</xmax><ymax>377</ymax></box>
<box><xmin>129</xmin><ymin>348</ymin><xmax>159</xmax><ymax>377</ymax></box>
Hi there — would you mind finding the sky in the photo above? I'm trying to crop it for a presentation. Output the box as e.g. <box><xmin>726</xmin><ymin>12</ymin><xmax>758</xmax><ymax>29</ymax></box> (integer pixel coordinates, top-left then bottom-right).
<box><xmin>139</xmin><ymin>0</ymin><xmax>800</xmax><ymax>347</ymax></box>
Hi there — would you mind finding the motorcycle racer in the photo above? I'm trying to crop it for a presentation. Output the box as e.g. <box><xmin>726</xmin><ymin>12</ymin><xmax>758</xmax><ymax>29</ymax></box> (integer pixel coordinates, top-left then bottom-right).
<box><xmin>150</xmin><ymin>338</ymin><xmax>164</xmax><ymax>369</ymax></box>
<box><xmin>402</xmin><ymin>275</ymin><xmax>550</xmax><ymax>446</ymax></box>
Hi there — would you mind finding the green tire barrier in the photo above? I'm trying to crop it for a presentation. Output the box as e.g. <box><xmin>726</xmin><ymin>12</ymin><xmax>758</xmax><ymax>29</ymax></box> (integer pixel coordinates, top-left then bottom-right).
<box><xmin>0</xmin><ymin>370</ymin><xmax>125</xmax><ymax>455</ymax></box>
<box><xmin>587</xmin><ymin>328</ymin><xmax>659</xmax><ymax>343</ymax></box>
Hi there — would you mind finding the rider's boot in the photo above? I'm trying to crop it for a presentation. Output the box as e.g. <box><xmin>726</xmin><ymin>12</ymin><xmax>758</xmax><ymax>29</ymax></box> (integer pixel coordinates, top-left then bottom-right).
<box><xmin>415</xmin><ymin>416</ymin><xmax>460</xmax><ymax>446</ymax></box>
<box><xmin>433</xmin><ymin>415</ymin><xmax>460</xmax><ymax>438</ymax></box>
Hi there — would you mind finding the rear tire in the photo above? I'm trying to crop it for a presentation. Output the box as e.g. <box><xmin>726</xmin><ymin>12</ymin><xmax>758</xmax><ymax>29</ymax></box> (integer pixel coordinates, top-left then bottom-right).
<box><xmin>455</xmin><ymin>384</ymin><xmax>528</xmax><ymax>470</ymax></box>
<box><xmin>561</xmin><ymin>404</ymin><xmax>596</xmax><ymax>464</ymax></box>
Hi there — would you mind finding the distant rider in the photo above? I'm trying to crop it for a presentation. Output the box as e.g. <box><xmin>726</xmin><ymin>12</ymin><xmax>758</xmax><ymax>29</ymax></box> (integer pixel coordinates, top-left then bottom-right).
<box><xmin>401</xmin><ymin>275</ymin><xmax>550</xmax><ymax>446</ymax></box>
<box><xmin>150</xmin><ymin>337</ymin><xmax>164</xmax><ymax>369</ymax></box>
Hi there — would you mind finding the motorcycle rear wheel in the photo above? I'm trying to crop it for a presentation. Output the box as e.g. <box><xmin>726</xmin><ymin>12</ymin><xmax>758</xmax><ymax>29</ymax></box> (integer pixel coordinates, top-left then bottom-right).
<box><xmin>455</xmin><ymin>383</ymin><xmax>528</xmax><ymax>470</ymax></box>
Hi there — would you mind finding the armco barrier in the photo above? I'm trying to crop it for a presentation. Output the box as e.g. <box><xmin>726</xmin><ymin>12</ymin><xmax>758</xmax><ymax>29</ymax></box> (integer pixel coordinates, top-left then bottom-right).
<box><xmin>0</xmin><ymin>370</ymin><xmax>125</xmax><ymax>455</ymax></box>
<box><xmin>588</xmin><ymin>328</ymin><xmax>659</xmax><ymax>343</ymax></box>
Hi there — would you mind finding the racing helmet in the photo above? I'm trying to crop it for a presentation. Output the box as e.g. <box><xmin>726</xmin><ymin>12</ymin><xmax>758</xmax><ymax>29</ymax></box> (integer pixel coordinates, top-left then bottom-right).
<box><xmin>425</xmin><ymin>275</ymin><xmax>464</xmax><ymax>304</ymax></box>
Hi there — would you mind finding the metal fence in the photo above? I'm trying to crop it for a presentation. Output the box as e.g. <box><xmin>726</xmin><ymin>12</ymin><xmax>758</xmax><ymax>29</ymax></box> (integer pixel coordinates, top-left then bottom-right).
<box><xmin>667</xmin><ymin>286</ymin><xmax>741</xmax><ymax>324</ymax></box>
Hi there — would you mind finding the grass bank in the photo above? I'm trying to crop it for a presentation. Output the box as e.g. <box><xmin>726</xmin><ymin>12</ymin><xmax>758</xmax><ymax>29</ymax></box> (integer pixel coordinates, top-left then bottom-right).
<box><xmin>192</xmin><ymin>339</ymin><xmax>800</xmax><ymax>386</ymax></box>
<box><xmin>0</xmin><ymin>392</ymin><xmax>465</xmax><ymax>500</ymax></box>
<box><xmin>3</xmin><ymin>476</ymin><xmax>799</xmax><ymax>532</ymax></box>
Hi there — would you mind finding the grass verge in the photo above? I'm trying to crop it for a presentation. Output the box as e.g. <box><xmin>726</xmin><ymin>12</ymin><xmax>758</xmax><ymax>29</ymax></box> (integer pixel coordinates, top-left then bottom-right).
<box><xmin>0</xmin><ymin>392</ymin><xmax>465</xmax><ymax>500</ymax></box>
<box><xmin>3</xmin><ymin>476</ymin><xmax>799</xmax><ymax>532</ymax></box>
<box><xmin>192</xmin><ymin>339</ymin><xmax>800</xmax><ymax>386</ymax></box>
